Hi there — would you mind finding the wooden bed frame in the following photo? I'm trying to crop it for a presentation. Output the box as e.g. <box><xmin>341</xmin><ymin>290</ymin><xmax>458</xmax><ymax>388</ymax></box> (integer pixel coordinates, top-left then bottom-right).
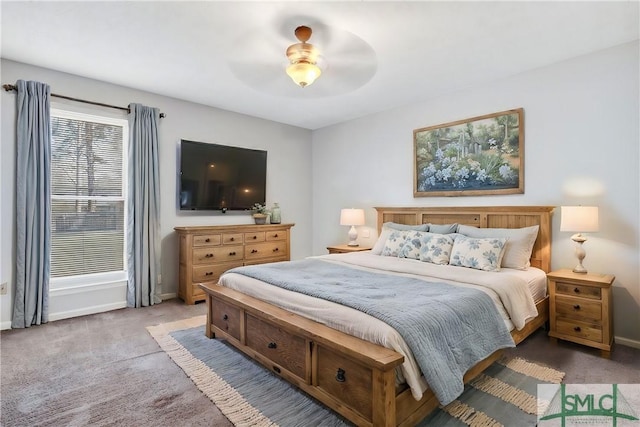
<box><xmin>201</xmin><ymin>206</ymin><xmax>554</xmax><ymax>427</ymax></box>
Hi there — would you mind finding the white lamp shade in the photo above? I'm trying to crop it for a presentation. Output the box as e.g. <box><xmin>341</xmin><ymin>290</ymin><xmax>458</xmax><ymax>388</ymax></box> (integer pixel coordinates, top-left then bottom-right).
<box><xmin>560</xmin><ymin>206</ymin><xmax>599</xmax><ymax>232</ymax></box>
<box><xmin>340</xmin><ymin>208</ymin><xmax>365</xmax><ymax>226</ymax></box>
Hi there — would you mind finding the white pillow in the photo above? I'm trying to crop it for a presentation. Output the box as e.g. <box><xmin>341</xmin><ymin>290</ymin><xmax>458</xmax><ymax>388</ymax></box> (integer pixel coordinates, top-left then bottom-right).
<box><xmin>457</xmin><ymin>225</ymin><xmax>539</xmax><ymax>270</ymax></box>
<box><xmin>449</xmin><ymin>235</ymin><xmax>508</xmax><ymax>272</ymax></box>
<box><xmin>381</xmin><ymin>230</ymin><xmax>409</xmax><ymax>257</ymax></box>
<box><xmin>371</xmin><ymin>222</ymin><xmax>429</xmax><ymax>255</ymax></box>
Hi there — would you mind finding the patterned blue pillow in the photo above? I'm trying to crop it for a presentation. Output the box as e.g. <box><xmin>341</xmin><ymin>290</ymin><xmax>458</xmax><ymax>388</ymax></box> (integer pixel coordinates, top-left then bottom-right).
<box><xmin>419</xmin><ymin>233</ymin><xmax>455</xmax><ymax>264</ymax></box>
<box><xmin>449</xmin><ymin>235</ymin><xmax>508</xmax><ymax>271</ymax></box>
<box><xmin>398</xmin><ymin>231</ymin><xmax>425</xmax><ymax>259</ymax></box>
<box><xmin>381</xmin><ymin>230</ymin><xmax>409</xmax><ymax>257</ymax></box>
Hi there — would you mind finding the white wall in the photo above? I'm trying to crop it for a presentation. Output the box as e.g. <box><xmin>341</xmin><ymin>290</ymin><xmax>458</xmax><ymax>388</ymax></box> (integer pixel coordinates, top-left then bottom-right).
<box><xmin>1</xmin><ymin>59</ymin><xmax>313</xmax><ymax>328</ymax></box>
<box><xmin>312</xmin><ymin>42</ymin><xmax>640</xmax><ymax>345</ymax></box>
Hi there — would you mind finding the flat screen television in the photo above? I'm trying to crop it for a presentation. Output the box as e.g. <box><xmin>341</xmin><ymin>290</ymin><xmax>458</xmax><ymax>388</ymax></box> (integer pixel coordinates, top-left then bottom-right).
<box><xmin>179</xmin><ymin>139</ymin><xmax>267</xmax><ymax>211</ymax></box>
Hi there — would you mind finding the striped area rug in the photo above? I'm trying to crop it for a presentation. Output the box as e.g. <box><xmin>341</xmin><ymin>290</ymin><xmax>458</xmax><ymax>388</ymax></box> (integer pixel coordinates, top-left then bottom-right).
<box><xmin>147</xmin><ymin>316</ymin><xmax>564</xmax><ymax>427</ymax></box>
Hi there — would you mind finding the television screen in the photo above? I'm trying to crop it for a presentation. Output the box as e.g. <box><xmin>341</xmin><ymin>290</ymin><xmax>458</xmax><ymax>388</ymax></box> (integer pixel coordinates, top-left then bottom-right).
<box><xmin>179</xmin><ymin>140</ymin><xmax>267</xmax><ymax>211</ymax></box>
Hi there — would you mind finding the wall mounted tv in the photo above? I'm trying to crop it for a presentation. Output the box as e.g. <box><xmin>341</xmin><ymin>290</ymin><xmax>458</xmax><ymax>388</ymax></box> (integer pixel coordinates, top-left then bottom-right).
<box><xmin>179</xmin><ymin>139</ymin><xmax>267</xmax><ymax>211</ymax></box>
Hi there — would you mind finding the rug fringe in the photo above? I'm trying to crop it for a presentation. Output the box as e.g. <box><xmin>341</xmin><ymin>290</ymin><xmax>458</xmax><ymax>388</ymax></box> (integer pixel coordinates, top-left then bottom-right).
<box><xmin>147</xmin><ymin>316</ymin><xmax>277</xmax><ymax>427</ymax></box>
<box><xmin>499</xmin><ymin>356</ymin><xmax>565</xmax><ymax>383</ymax></box>
<box><xmin>470</xmin><ymin>373</ymin><xmax>537</xmax><ymax>414</ymax></box>
<box><xmin>443</xmin><ymin>400</ymin><xmax>503</xmax><ymax>427</ymax></box>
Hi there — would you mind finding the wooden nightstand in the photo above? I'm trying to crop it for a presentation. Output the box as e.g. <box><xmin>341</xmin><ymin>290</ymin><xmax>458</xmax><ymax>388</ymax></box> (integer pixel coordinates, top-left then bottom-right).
<box><xmin>547</xmin><ymin>269</ymin><xmax>615</xmax><ymax>358</ymax></box>
<box><xmin>327</xmin><ymin>244</ymin><xmax>372</xmax><ymax>254</ymax></box>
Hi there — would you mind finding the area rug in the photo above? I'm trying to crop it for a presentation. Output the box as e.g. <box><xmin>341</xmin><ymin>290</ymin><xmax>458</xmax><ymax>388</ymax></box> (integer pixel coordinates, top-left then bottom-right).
<box><xmin>147</xmin><ymin>316</ymin><xmax>564</xmax><ymax>427</ymax></box>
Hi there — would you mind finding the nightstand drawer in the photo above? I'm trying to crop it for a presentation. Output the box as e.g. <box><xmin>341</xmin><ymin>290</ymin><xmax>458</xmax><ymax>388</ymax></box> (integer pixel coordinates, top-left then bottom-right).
<box><xmin>556</xmin><ymin>319</ymin><xmax>602</xmax><ymax>343</ymax></box>
<box><xmin>555</xmin><ymin>296</ymin><xmax>602</xmax><ymax>322</ymax></box>
<box><xmin>556</xmin><ymin>282</ymin><xmax>601</xmax><ymax>300</ymax></box>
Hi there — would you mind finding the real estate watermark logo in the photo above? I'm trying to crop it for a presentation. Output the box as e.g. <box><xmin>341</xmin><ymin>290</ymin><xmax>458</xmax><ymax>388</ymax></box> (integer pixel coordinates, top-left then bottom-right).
<box><xmin>538</xmin><ymin>384</ymin><xmax>640</xmax><ymax>426</ymax></box>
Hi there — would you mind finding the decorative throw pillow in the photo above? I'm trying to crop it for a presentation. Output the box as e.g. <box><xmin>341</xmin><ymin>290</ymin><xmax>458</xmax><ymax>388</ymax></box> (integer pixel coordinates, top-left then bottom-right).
<box><xmin>449</xmin><ymin>235</ymin><xmax>508</xmax><ymax>272</ymax></box>
<box><xmin>419</xmin><ymin>233</ymin><xmax>455</xmax><ymax>265</ymax></box>
<box><xmin>457</xmin><ymin>225</ymin><xmax>539</xmax><ymax>269</ymax></box>
<box><xmin>371</xmin><ymin>223</ymin><xmax>429</xmax><ymax>255</ymax></box>
<box><xmin>381</xmin><ymin>230</ymin><xmax>409</xmax><ymax>257</ymax></box>
<box><xmin>398</xmin><ymin>231</ymin><xmax>425</xmax><ymax>259</ymax></box>
<box><xmin>426</xmin><ymin>223</ymin><xmax>459</xmax><ymax>234</ymax></box>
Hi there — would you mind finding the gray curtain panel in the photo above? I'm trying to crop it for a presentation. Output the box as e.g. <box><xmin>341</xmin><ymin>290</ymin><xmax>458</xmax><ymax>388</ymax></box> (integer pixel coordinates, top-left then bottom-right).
<box><xmin>12</xmin><ymin>80</ymin><xmax>51</xmax><ymax>328</ymax></box>
<box><xmin>127</xmin><ymin>103</ymin><xmax>161</xmax><ymax>307</ymax></box>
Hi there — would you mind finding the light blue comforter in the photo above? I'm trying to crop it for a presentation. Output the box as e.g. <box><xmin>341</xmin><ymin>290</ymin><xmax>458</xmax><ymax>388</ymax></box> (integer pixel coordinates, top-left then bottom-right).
<box><xmin>228</xmin><ymin>259</ymin><xmax>515</xmax><ymax>405</ymax></box>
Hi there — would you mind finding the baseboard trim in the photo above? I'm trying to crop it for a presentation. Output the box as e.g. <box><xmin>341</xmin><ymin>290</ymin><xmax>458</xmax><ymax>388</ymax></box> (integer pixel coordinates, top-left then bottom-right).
<box><xmin>49</xmin><ymin>301</ymin><xmax>127</xmax><ymax>322</ymax></box>
<box><xmin>615</xmin><ymin>336</ymin><xmax>640</xmax><ymax>350</ymax></box>
<box><xmin>161</xmin><ymin>292</ymin><xmax>177</xmax><ymax>300</ymax></box>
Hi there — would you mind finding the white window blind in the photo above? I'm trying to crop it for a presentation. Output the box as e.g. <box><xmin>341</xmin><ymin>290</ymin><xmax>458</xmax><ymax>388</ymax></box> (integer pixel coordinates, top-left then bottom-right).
<box><xmin>50</xmin><ymin>110</ymin><xmax>128</xmax><ymax>279</ymax></box>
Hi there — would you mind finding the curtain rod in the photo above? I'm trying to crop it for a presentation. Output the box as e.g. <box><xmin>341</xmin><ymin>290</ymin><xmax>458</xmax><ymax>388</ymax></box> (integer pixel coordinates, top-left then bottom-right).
<box><xmin>2</xmin><ymin>84</ymin><xmax>166</xmax><ymax>118</ymax></box>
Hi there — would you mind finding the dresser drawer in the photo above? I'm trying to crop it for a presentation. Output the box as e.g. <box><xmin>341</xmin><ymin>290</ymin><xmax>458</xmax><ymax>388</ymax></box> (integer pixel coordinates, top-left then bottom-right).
<box><xmin>193</xmin><ymin>262</ymin><xmax>243</xmax><ymax>283</ymax></box>
<box><xmin>222</xmin><ymin>233</ymin><xmax>243</xmax><ymax>245</ymax></box>
<box><xmin>316</xmin><ymin>345</ymin><xmax>373</xmax><ymax>422</ymax></box>
<box><xmin>244</xmin><ymin>231</ymin><xmax>265</xmax><ymax>243</ymax></box>
<box><xmin>193</xmin><ymin>245</ymin><xmax>244</xmax><ymax>264</ymax></box>
<box><xmin>193</xmin><ymin>234</ymin><xmax>221</xmax><ymax>246</ymax></box>
<box><xmin>210</xmin><ymin>298</ymin><xmax>242</xmax><ymax>341</ymax></box>
<box><xmin>245</xmin><ymin>241</ymin><xmax>287</xmax><ymax>261</ymax></box>
<box><xmin>245</xmin><ymin>314</ymin><xmax>307</xmax><ymax>381</ymax></box>
<box><xmin>556</xmin><ymin>318</ymin><xmax>602</xmax><ymax>343</ymax></box>
<box><xmin>556</xmin><ymin>282</ymin><xmax>601</xmax><ymax>300</ymax></box>
<box><xmin>266</xmin><ymin>230</ymin><xmax>286</xmax><ymax>241</ymax></box>
<box><xmin>555</xmin><ymin>295</ymin><xmax>602</xmax><ymax>322</ymax></box>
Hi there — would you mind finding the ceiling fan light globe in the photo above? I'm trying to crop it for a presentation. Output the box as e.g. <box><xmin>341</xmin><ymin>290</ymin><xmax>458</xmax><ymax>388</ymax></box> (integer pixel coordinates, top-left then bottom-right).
<box><xmin>286</xmin><ymin>62</ymin><xmax>321</xmax><ymax>88</ymax></box>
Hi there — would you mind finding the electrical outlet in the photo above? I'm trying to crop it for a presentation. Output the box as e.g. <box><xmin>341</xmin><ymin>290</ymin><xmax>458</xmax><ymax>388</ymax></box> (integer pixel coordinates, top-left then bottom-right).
<box><xmin>0</xmin><ymin>282</ymin><xmax>7</xmax><ymax>295</ymax></box>
<box><xmin>361</xmin><ymin>229</ymin><xmax>371</xmax><ymax>238</ymax></box>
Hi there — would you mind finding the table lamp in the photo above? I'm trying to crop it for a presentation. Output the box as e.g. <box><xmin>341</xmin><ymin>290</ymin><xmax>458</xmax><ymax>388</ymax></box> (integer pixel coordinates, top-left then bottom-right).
<box><xmin>560</xmin><ymin>206</ymin><xmax>599</xmax><ymax>274</ymax></box>
<box><xmin>340</xmin><ymin>208</ymin><xmax>365</xmax><ymax>247</ymax></box>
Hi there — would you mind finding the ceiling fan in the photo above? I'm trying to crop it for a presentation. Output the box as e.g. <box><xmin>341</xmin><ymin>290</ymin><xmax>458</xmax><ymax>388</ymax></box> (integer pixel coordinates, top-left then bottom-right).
<box><xmin>227</xmin><ymin>21</ymin><xmax>377</xmax><ymax>98</ymax></box>
<box><xmin>285</xmin><ymin>25</ymin><xmax>322</xmax><ymax>88</ymax></box>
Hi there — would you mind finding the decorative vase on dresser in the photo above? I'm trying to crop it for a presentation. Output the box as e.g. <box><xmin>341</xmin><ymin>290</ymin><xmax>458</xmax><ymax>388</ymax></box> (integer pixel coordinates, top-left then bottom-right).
<box><xmin>174</xmin><ymin>223</ymin><xmax>294</xmax><ymax>304</ymax></box>
<box><xmin>270</xmin><ymin>202</ymin><xmax>281</xmax><ymax>224</ymax></box>
<box><xmin>547</xmin><ymin>269</ymin><xmax>615</xmax><ymax>358</ymax></box>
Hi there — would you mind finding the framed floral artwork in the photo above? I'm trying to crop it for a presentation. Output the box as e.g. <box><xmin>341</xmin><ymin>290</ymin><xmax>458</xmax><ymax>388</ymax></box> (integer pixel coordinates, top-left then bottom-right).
<box><xmin>414</xmin><ymin>108</ymin><xmax>524</xmax><ymax>197</ymax></box>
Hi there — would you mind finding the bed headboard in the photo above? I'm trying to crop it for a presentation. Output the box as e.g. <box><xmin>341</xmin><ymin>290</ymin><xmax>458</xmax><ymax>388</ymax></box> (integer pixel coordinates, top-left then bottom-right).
<box><xmin>374</xmin><ymin>206</ymin><xmax>555</xmax><ymax>273</ymax></box>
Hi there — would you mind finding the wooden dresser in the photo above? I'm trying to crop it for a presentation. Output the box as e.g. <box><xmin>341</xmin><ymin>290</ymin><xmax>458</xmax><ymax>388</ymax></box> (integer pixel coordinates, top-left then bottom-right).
<box><xmin>174</xmin><ymin>223</ymin><xmax>294</xmax><ymax>304</ymax></box>
<box><xmin>547</xmin><ymin>269</ymin><xmax>615</xmax><ymax>357</ymax></box>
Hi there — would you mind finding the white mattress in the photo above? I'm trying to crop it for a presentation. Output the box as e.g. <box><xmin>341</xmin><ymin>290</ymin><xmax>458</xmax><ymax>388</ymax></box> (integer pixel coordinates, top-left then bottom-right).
<box><xmin>218</xmin><ymin>252</ymin><xmax>545</xmax><ymax>400</ymax></box>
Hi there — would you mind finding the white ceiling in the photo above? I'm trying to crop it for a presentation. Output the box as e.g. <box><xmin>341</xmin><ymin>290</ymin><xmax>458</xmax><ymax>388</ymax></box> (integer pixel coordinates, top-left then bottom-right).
<box><xmin>2</xmin><ymin>1</ymin><xmax>638</xmax><ymax>130</ymax></box>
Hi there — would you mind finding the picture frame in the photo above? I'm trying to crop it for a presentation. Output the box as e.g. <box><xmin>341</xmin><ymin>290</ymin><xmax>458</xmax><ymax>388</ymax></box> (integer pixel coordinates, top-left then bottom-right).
<box><xmin>414</xmin><ymin>108</ymin><xmax>524</xmax><ymax>197</ymax></box>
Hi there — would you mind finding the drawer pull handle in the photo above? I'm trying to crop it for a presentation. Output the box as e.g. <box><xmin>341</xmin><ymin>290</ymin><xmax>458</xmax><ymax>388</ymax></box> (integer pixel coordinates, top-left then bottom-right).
<box><xmin>205</xmin><ymin>272</ymin><xmax>213</xmax><ymax>276</ymax></box>
<box><xmin>274</xmin><ymin>234</ymin><xmax>278</xmax><ymax>238</ymax></box>
<box><xmin>573</xmin><ymin>326</ymin><xmax>581</xmax><ymax>332</ymax></box>
<box><xmin>205</xmin><ymin>238</ymin><xmax>210</xmax><ymax>242</ymax></box>
<box><xmin>268</xmin><ymin>342</ymin><xmax>277</xmax><ymax>349</ymax></box>
<box><xmin>205</xmin><ymin>253</ymin><xmax>214</xmax><ymax>258</ymax></box>
<box><xmin>253</xmin><ymin>236</ymin><xmax>257</xmax><ymax>240</ymax></box>
<box><xmin>229</xmin><ymin>251</ymin><xmax>236</xmax><ymax>256</ymax></box>
<box><xmin>335</xmin><ymin>368</ymin><xmax>346</xmax><ymax>383</ymax></box>
<box><xmin>273</xmin><ymin>248</ymin><xmax>279</xmax><ymax>252</ymax></box>
<box><xmin>573</xmin><ymin>304</ymin><xmax>581</xmax><ymax>310</ymax></box>
<box><xmin>251</xmin><ymin>249</ymin><xmax>258</xmax><ymax>253</ymax></box>
<box><xmin>230</xmin><ymin>237</ymin><xmax>234</xmax><ymax>241</ymax></box>
<box><xmin>222</xmin><ymin>314</ymin><xmax>228</xmax><ymax>321</ymax></box>
<box><xmin>273</xmin><ymin>366</ymin><xmax>281</xmax><ymax>374</ymax></box>
<box><xmin>574</xmin><ymin>287</ymin><xmax>580</xmax><ymax>293</ymax></box>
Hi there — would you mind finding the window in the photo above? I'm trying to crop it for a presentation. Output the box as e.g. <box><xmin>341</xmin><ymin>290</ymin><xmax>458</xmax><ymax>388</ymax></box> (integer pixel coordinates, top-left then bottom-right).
<box><xmin>50</xmin><ymin>109</ymin><xmax>128</xmax><ymax>284</ymax></box>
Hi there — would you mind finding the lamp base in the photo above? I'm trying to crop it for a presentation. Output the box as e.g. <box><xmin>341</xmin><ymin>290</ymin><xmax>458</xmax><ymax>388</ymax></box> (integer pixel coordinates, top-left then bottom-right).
<box><xmin>572</xmin><ymin>265</ymin><xmax>588</xmax><ymax>274</ymax></box>
<box><xmin>572</xmin><ymin>238</ymin><xmax>588</xmax><ymax>274</ymax></box>
<box><xmin>347</xmin><ymin>225</ymin><xmax>359</xmax><ymax>247</ymax></box>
